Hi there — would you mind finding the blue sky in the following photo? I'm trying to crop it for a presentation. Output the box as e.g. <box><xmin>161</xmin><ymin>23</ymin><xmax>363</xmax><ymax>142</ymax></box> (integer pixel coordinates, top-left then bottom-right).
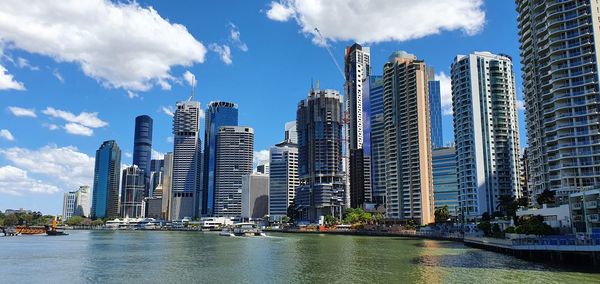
<box><xmin>0</xmin><ymin>0</ymin><xmax>524</xmax><ymax>214</ymax></box>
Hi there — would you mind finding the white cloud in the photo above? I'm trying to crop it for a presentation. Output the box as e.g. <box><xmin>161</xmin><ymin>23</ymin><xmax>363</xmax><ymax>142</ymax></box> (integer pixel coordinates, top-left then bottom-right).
<box><xmin>253</xmin><ymin>149</ymin><xmax>270</xmax><ymax>168</ymax></box>
<box><xmin>166</xmin><ymin>136</ymin><xmax>174</xmax><ymax>143</ymax></box>
<box><xmin>151</xmin><ymin>149</ymin><xmax>164</xmax><ymax>160</ymax></box>
<box><xmin>436</xmin><ymin>72</ymin><xmax>453</xmax><ymax>116</ymax></box>
<box><xmin>161</xmin><ymin>106</ymin><xmax>174</xmax><ymax>117</ymax></box>
<box><xmin>228</xmin><ymin>22</ymin><xmax>248</xmax><ymax>52</ymax></box>
<box><xmin>52</xmin><ymin>68</ymin><xmax>64</xmax><ymax>83</ymax></box>
<box><xmin>43</xmin><ymin>123</ymin><xmax>59</xmax><ymax>130</ymax></box>
<box><xmin>0</xmin><ymin>129</ymin><xmax>15</xmax><ymax>141</ymax></box>
<box><xmin>265</xmin><ymin>0</ymin><xmax>485</xmax><ymax>44</ymax></box>
<box><xmin>209</xmin><ymin>44</ymin><xmax>232</xmax><ymax>65</ymax></box>
<box><xmin>0</xmin><ymin>0</ymin><xmax>206</xmax><ymax>91</ymax></box>
<box><xmin>42</xmin><ymin>107</ymin><xmax>108</xmax><ymax>128</ymax></box>
<box><xmin>266</xmin><ymin>2</ymin><xmax>295</xmax><ymax>22</ymax></box>
<box><xmin>0</xmin><ymin>165</ymin><xmax>60</xmax><ymax>195</ymax></box>
<box><xmin>0</xmin><ymin>144</ymin><xmax>95</xmax><ymax>191</ymax></box>
<box><xmin>516</xmin><ymin>99</ymin><xmax>526</xmax><ymax>111</ymax></box>
<box><xmin>16</xmin><ymin>57</ymin><xmax>39</xmax><ymax>71</ymax></box>
<box><xmin>124</xmin><ymin>152</ymin><xmax>132</xmax><ymax>158</ymax></box>
<box><xmin>63</xmin><ymin>123</ymin><xmax>93</xmax><ymax>136</ymax></box>
<box><xmin>183</xmin><ymin>70</ymin><xmax>195</xmax><ymax>87</ymax></box>
<box><xmin>0</xmin><ymin>64</ymin><xmax>25</xmax><ymax>90</ymax></box>
<box><xmin>7</xmin><ymin>106</ymin><xmax>36</xmax><ymax>117</ymax></box>
<box><xmin>199</xmin><ymin>108</ymin><xmax>205</xmax><ymax>119</ymax></box>
<box><xmin>127</xmin><ymin>90</ymin><xmax>139</xmax><ymax>99</ymax></box>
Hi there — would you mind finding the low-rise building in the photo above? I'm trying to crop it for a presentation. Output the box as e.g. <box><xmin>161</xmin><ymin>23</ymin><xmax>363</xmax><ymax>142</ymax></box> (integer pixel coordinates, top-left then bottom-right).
<box><xmin>569</xmin><ymin>189</ymin><xmax>600</xmax><ymax>234</ymax></box>
<box><xmin>517</xmin><ymin>204</ymin><xmax>571</xmax><ymax>230</ymax></box>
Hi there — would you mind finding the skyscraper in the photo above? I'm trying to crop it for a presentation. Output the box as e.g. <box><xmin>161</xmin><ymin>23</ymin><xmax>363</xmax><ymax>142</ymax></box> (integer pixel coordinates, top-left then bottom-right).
<box><xmin>162</xmin><ymin>152</ymin><xmax>174</xmax><ymax>220</ymax></box>
<box><xmin>171</xmin><ymin>101</ymin><xmax>202</xmax><ymax>220</ymax></box>
<box><xmin>74</xmin><ymin>186</ymin><xmax>91</xmax><ymax>218</ymax></box>
<box><xmin>256</xmin><ymin>162</ymin><xmax>270</xmax><ymax>175</ymax></box>
<box><xmin>63</xmin><ymin>191</ymin><xmax>76</xmax><ymax>220</ymax></box>
<box><xmin>345</xmin><ymin>43</ymin><xmax>372</xmax><ymax>209</ymax></box>
<box><xmin>269</xmin><ymin>141</ymin><xmax>299</xmax><ymax>221</ymax></box>
<box><xmin>427</xmin><ymin>67</ymin><xmax>443</xmax><ymax>148</ymax></box>
<box><xmin>284</xmin><ymin>121</ymin><xmax>298</xmax><ymax>144</ymax></box>
<box><xmin>241</xmin><ymin>173</ymin><xmax>269</xmax><ymax>220</ymax></box>
<box><xmin>91</xmin><ymin>140</ymin><xmax>121</xmax><ymax>219</ymax></box>
<box><xmin>520</xmin><ymin>148</ymin><xmax>531</xmax><ymax>206</ymax></box>
<box><xmin>202</xmin><ymin>101</ymin><xmax>238</xmax><ymax>216</ymax></box>
<box><xmin>451</xmin><ymin>52</ymin><xmax>521</xmax><ymax>221</ymax></box>
<box><xmin>369</xmin><ymin>75</ymin><xmax>386</xmax><ymax>206</ymax></box>
<box><xmin>149</xmin><ymin>159</ymin><xmax>164</xmax><ymax>197</ymax></box>
<box><xmin>383</xmin><ymin>51</ymin><xmax>434</xmax><ymax>225</ymax></box>
<box><xmin>133</xmin><ymin>115</ymin><xmax>153</xmax><ymax>197</ymax></box>
<box><xmin>214</xmin><ymin>126</ymin><xmax>254</xmax><ymax>217</ymax></box>
<box><xmin>120</xmin><ymin>165</ymin><xmax>145</xmax><ymax>218</ymax></box>
<box><xmin>516</xmin><ymin>0</ymin><xmax>600</xmax><ymax>199</ymax></box>
<box><xmin>432</xmin><ymin>147</ymin><xmax>459</xmax><ymax>218</ymax></box>
<box><xmin>296</xmin><ymin>85</ymin><xmax>345</xmax><ymax>222</ymax></box>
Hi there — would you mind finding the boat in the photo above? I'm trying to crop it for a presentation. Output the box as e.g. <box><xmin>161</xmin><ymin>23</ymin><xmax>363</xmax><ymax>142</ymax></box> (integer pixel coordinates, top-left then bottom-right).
<box><xmin>232</xmin><ymin>223</ymin><xmax>266</xmax><ymax>237</ymax></box>
<box><xmin>46</xmin><ymin>217</ymin><xmax>68</xmax><ymax>236</ymax></box>
<box><xmin>219</xmin><ymin>228</ymin><xmax>235</xmax><ymax>237</ymax></box>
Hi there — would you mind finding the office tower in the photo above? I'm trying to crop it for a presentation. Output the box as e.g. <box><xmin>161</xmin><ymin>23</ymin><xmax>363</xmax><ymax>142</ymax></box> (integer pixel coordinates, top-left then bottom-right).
<box><xmin>161</xmin><ymin>152</ymin><xmax>174</xmax><ymax>220</ymax></box>
<box><xmin>171</xmin><ymin>101</ymin><xmax>202</xmax><ymax>220</ymax></box>
<box><xmin>427</xmin><ymin>67</ymin><xmax>444</xmax><ymax>148</ymax></box>
<box><xmin>345</xmin><ymin>43</ymin><xmax>372</xmax><ymax>209</ymax></box>
<box><xmin>214</xmin><ymin>126</ymin><xmax>254</xmax><ymax>217</ymax></box>
<box><xmin>257</xmin><ymin>162</ymin><xmax>270</xmax><ymax>175</ymax></box>
<box><xmin>91</xmin><ymin>140</ymin><xmax>121</xmax><ymax>219</ymax></box>
<box><xmin>63</xmin><ymin>191</ymin><xmax>76</xmax><ymax>220</ymax></box>
<box><xmin>383</xmin><ymin>51</ymin><xmax>434</xmax><ymax>225</ymax></box>
<box><xmin>269</xmin><ymin>141</ymin><xmax>299</xmax><ymax>221</ymax></box>
<box><xmin>284</xmin><ymin>121</ymin><xmax>298</xmax><ymax>144</ymax></box>
<box><xmin>133</xmin><ymin>115</ymin><xmax>153</xmax><ymax>197</ymax></box>
<box><xmin>520</xmin><ymin>148</ymin><xmax>531</xmax><ymax>205</ymax></box>
<box><xmin>516</xmin><ymin>0</ymin><xmax>600</xmax><ymax>199</ymax></box>
<box><xmin>120</xmin><ymin>165</ymin><xmax>145</xmax><ymax>218</ymax></box>
<box><xmin>369</xmin><ymin>75</ymin><xmax>386</xmax><ymax>205</ymax></box>
<box><xmin>296</xmin><ymin>85</ymin><xmax>345</xmax><ymax>222</ymax></box>
<box><xmin>202</xmin><ymin>101</ymin><xmax>238</xmax><ymax>216</ymax></box>
<box><xmin>241</xmin><ymin>173</ymin><xmax>270</xmax><ymax>220</ymax></box>
<box><xmin>149</xmin><ymin>159</ymin><xmax>164</xmax><ymax>197</ymax></box>
<box><xmin>432</xmin><ymin>147</ymin><xmax>459</xmax><ymax>218</ymax></box>
<box><xmin>452</xmin><ymin>52</ymin><xmax>521</xmax><ymax>221</ymax></box>
<box><xmin>74</xmin><ymin>186</ymin><xmax>91</xmax><ymax>217</ymax></box>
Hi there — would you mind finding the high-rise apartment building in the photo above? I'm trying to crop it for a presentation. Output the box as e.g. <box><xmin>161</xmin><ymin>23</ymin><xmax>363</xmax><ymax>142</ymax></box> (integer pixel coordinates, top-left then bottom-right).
<box><xmin>520</xmin><ymin>148</ymin><xmax>532</xmax><ymax>205</ymax></box>
<box><xmin>452</xmin><ymin>52</ymin><xmax>521</xmax><ymax>221</ymax></box>
<box><xmin>214</xmin><ymin>126</ymin><xmax>254</xmax><ymax>217</ymax></box>
<box><xmin>345</xmin><ymin>43</ymin><xmax>372</xmax><ymax>209</ymax></box>
<box><xmin>427</xmin><ymin>67</ymin><xmax>444</xmax><ymax>148</ymax></box>
<box><xmin>202</xmin><ymin>101</ymin><xmax>238</xmax><ymax>216</ymax></box>
<box><xmin>516</xmin><ymin>0</ymin><xmax>600</xmax><ymax>199</ymax></box>
<box><xmin>120</xmin><ymin>165</ymin><xmax>145</xmax><ymax>218</ymax></box>
<box><xmin>241</xmin><ymin>173</ymin><xmax>269</xmax><ymax>220</ymax></box>
<box><xmin>383</xmin><ymin>51</ymin><xmax>434</xmax><ymax>225</ymax></box>
<box><xmin>432</xmin><ymin>147</ymin><xmax>459</xmax><ymax>218</ymax></box>
<box><xmin>369</xmin><ymin>75</ymin><xmax>386</xmax><ymax>206</ymax></box>
<box><xmin>269</xmin><ymin>141</ymin><xmax>299</xmax><ymax>221</ymax></box>
<box><xmin>133</xmin><ymin>115</ymin><xmax>153</xmax><ymax>197</ymax></box>
<box><xmin>63</xmin><ymin>191</ymin><xmax>76</xmax><ymax>220</ymax></box>
<box><xmin>171</xmin><ymin>101</ymin><xmax>202</xmax><ymax>220</ymax></box>
<box><xmin>296</xmin><ymin>86</ymin><xmax>345</xmax><ymax>222</ymax></box>
<box><xmin>91</xmin><ymin>140</ymin><xmax>121</xmax><ymax>219</ymax></box>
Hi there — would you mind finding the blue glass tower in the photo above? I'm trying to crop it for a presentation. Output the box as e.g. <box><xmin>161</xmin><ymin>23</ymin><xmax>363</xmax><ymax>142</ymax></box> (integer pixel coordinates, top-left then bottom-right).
<box><xmin>369</xmin><ymin>75</ymin><xmax>386</xmax><ymax>205</ymax></box>
<box><xmin>432</xmin><ymin>147</ymin><xmax>459</xmax><ymax>217</ymax></box>
<box><xmin>91</xmin><ymin>140</ymin><xmax>121</xmax><ymax>219</ymax></box>
<box><xmin>427</xmin><ymin>67</ymin><xmax>443</xmax><ymax>148</ymax></box>
<box><xmin>202</xmin><ymin>101</ymin><xmax>238</xmax><ymax>216</ymax></box>
<box><xmin>133</xmin><ymin>115</ymin><xmax>153</xmax><ymax>197</ymax></box>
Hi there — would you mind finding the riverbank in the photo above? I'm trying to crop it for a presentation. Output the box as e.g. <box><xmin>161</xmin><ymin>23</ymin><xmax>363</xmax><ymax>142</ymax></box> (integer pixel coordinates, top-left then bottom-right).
<box><xmin>265</xmin><ymin>228</ymin><xmax>463</xmax><ymax>242</ymax></box>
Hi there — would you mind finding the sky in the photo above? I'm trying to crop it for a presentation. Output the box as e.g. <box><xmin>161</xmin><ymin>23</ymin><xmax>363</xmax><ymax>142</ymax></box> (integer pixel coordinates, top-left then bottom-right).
<box><xmin>0</xmin><ymin>0</ymin><xmax>525</xmax><ymax>214</ymax></box>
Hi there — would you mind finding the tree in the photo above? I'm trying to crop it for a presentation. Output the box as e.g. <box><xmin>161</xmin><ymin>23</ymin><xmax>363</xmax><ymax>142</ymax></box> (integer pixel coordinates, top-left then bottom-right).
<box><xmin>20</xmin><ymin>213</ymin><xmax>33</xmax><ymax>226</ymax></box>
<box><xmin>324</xmin><ymin>215</ymin><xmax>337</xmax><ymax>226</ymax></box>
<box><xmin>91</xmin><ymin>220</ymin><xmax>104</xmax><ymax>227</ymax></box>
<box><xmin>66</xmin><ymin>216</ymin><xmax>84</xmax><ymax>226</ymax></box>
<box><xmin>281</xmin><ymin>216</ymin><xmax>290</xmax><ymax>224</ymax></box>
<box><xmin>434</xmin><ymin>205</ymin><xmax>451</xmax><ymax>223</ymax></box>
<box><xmin>373</xmin><ymin>213</ymin><xmax>384</xmax><ymax>225</ymax></box>
<box><xmin>515</xmin><ymin>216</ymin><xmax>554</xmax><ymax>236</ymax></box>
<box><xmin>81</xmin><ymin>218</ymin><xmax>93</xmax><ymax>226</ymax></box>
<box><xmin>477</xmin><ymin>221</ymin><xmax>492</xmax><ymax>236</ymax></box>
<box><xmin>4</xmin><ymin>214</ymin><xmax>18</xmax><ymax>226</ymax></box>
<box><xmin>481</xmin><ymin>212</ymin><xmax>491</xmax><ymax>222</ymax></box>
<box><xmin>536</xmin><ymin>189</ymin><xmax>556</xmax><ymax>205</ymax></box>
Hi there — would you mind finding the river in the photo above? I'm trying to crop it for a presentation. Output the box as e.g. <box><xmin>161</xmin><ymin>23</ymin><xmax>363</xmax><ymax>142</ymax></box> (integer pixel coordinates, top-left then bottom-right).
<box><xmin>1</xmin><ymin>230</ymin><xmax>598</xmax><ymax>283</ymax></box>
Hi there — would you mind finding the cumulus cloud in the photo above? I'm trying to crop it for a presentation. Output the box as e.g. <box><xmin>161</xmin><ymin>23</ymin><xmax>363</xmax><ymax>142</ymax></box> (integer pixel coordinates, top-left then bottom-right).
<box><xmin>42</xmin><ymin>107</ymin><xmax>108</xmax><ymax>128</ymax></box>
<box><xmin>166</xmin><ymin>136</ymin><xmax>174</xmax><ymax>143</ymax></box>
<box><xmin>0</xmin><ymin>129</ymin><xmax>15</xmax><ymax>141</ymax></box>
<box><xmin>161</xmin><ymin>106</ymin><xmax>174</xmax><ymax>117</ymax></box>
<box><xmin>0</xmin><ymin>0</ymin><xmax>206</xmax><ymax>91</ymax></box>
<box><xmin>8</xmin><ymin>106</ymin><xmax>36</xmax><ymax>117</ymax></box>
<box><xmin>265</xmin><ymin>0</ymin><xmax>485</xmax><ymax>45</ymax></box>
<box><xmin>64</xmin><ymin>122</ymin><xmax>93</xmax><ymax>136</ymax></box>
<box><xmin>516</xmin><ymin>99</ymin><xmax>526</xmax><ymax>111</ymax></box>
<box><xmin>124</xmin><ymin>152</ymin><xmax>133</xmax><ymax>159</ymax></box>
<box><xmin>436</xmin><ymin>72</ymin><xmax>453</xmax><ymax>116</ymax></box>
<box><xmin>0</xmin><ymin>64</ymin><xmax>25</xmax><ymax>90</ymax></box>
<box><xmin>43</xmin><ymin>123</ymin><xmax>59</xmax><ymax>131</ymax></box>
<box><xmin>16</xmin><ymin>57</ymin><xmax>39</xmax><ymax>71</ymax></box>
<box><xmin>0</xmin><ymin>165</ymin><xmax>60</xmax><ymax>195</ymax></box>
<box><xmin>228</xmin><ymin>23</ymin><xmax>248</xmax><ymax>52</ymax></box>
<box><xmin>183</xmin><ymin>70</ymin><xmax>196</xmax><ymax>87</ymax></box>
<box><xmin>253</xmin><ymin>149</ymin><xmax>270</xmax><ymax>168</ymax></box>
<box><xmin>0</xmin><ymin>144</ymin><xmax>95</xmax><ymax>191</ymax></box>
<box><xmin>127</xmin><ymin>90</ymin><xmax>139</xmax><ymax>99</ymax></box>
<box><xmin>209</xmin><ymin>44</ymin><xmax>232</xmax><ymax>65</ymax></box>
<box><xmin>151</xmin><ymin>149</ymin><xmax>165</xmax><ymax>160</ymax></box>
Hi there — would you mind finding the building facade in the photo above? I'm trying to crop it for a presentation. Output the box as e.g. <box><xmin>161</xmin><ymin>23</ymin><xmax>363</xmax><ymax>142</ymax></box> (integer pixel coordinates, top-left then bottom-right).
<box><xmin>432</xmin><ymin>147</ymin><xmax>459</xmax><ymax>218</ymax></box>
<box><xmin>162</xmin><ymin>152</ymin><xmax>174</xmax><ymax>220</ymax></box>
<box><xmin>383</xmin><ymin>51</ymin><xmax>434</xmax><ymax>225</ymax></box>
<box><xmin>284</xmin><ymin>121</ymin><xmax>298</xmax><ymax>144</ymax></box>
<box><xmin>214</xmin><ymin>126</ymin><xmax>254</xmax><ymax>217</ymax></box>
<box><xmin>296</xmin><ymin>86</ymin><xmax>345</xmax><ymax>222</ymax></box>
<box><xmin>427</xmin><ymin>67</ymin><xmax>444</xmax><ymax>148</ymax></box>
<box><xmin>171</xmin><ymin>101</ymin><xmax>202</xmax><ymax>220</ymax></box>
<box><xmin>74</xmin><ymin>186</ymin><xmax>91</xmax><ymax>217</ymax></box>
<box><xmin>451</xmin><ymin>52</ymin><xmax>521</xmax><ymax>221</ymax></box>
<box><xmin>149</xmin><ymin>159</ymin><xmax>164</xmax><ymax>197</ymax></box>
<box><xmin>516</xmin><ymin>0</ymin><xmax>600</xmax><ymax>199</ymax></box>
<box><xmin>120</xmin><ymin>165</ymin><xmax>145</xmax><ymax>218</ymax></box>
<box><xmin>133</xmin><ymin>115</ymin><xmax>153</xmax><ymax>197</ymax></box>
<box><xmin>202</xmin><ymin>101</ymin><xmax>238</xmax><ymax>216</ymax></box>
<box><xmin>520</xmin><ymin>148</ymin><xmax>532</xmax><ymax>205</ymax></box>
<box><xmin>369</xmin><ymin>75</ymin><xmax>386</xmax><ymax>206</ymax></box>
<box><xmin>62</xmin><ymin>191</ymin><xmax>76</xmax><ymax>220</ymax></box>
<box><xmin>269</xmin><ymin>141</ymin><xmax>299</xmax><ymax>221</ymax></box>
<box><xmin>91</xmin><ymin>140</ymin><xmax>121</xmax><ymax>219</ymax></box>
<box><xmin>241</xmin><ymin>173</ymin><xmax>270</xmax><ymax>220</ymax></box>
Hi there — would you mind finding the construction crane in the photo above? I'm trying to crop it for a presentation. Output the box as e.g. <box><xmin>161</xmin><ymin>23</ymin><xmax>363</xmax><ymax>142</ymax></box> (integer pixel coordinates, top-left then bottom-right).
<box><xmin>314</xmin><ymin>28</ymin><xmax>344</xmax><ymax>79</ymax></box>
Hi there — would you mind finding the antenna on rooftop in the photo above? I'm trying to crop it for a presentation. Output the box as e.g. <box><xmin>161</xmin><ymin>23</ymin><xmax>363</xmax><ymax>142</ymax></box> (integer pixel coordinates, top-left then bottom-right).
<box><xmin>187</xmin><ymin>74</ymin><xmax>196</xmax><ymax>102</ymax></box>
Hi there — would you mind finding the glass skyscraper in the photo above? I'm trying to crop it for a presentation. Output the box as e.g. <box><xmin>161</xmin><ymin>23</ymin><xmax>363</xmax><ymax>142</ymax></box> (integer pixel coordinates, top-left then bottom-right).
<box><xmin>427</xmin><ymin>67</ymin><xmax>443</xmax><ymax>148</ymax></box>
<box><xmin>202</xmin><ymin>101</ymin><xmax>238</xmax><ymax>216</ymax></box>
<box><xmin>269</xmin><ymin>141</ymin><xmax>299</xmax><ymax>221</ymax></box>
<box><xmin>120</xmin><ymin>165</ymin><xmax>145</xmax><ymax>218</ymax></box>
<box><xmin>133</xmin><ymin>115</ymin><xmax>153</xmax><ymax>197</ymax></box>
<box><xmin>369</xmin><ymin>75</ymin><xmax>386</xmax><ymax>205</ymax></box>
<box><xmin>91</xmin><ymin>140</ymin><xmax>121</xmax><ymax>219</ymax></box>
<box><xmin>432</xmin><ymin>147</ymin><xmax>459</xmax><ymax>217</ymax></box>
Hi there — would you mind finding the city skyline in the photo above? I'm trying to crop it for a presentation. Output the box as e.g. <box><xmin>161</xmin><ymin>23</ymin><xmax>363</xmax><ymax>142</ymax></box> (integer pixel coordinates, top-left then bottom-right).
<box><xmin>0</xmin><ymin>1</ymin><xmax>524</xmax><ymax>214</ymax></box>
